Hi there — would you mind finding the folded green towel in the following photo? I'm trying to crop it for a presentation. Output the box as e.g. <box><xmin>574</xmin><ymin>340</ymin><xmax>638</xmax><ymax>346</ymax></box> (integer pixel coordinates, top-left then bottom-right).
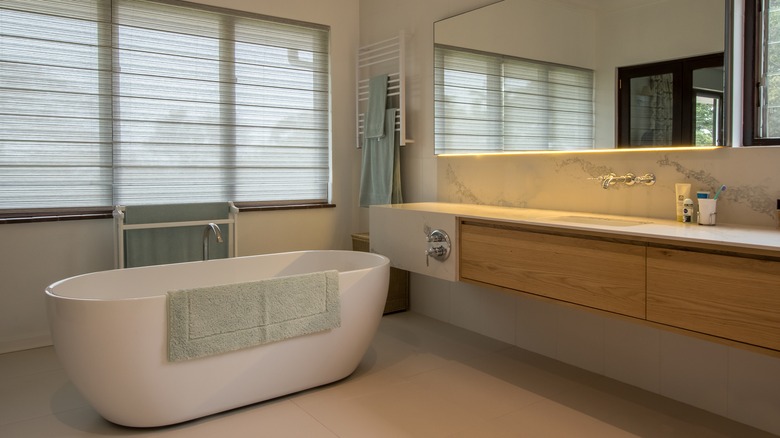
<box><xmin>167</xmin><ymin>270</ymin><xmax>340</xmax><ymax>362</ymax></box>
<box><xmin>364</xmin><ymin>74</ymin><xmax>388</xmax><ymax>139</ymax></box>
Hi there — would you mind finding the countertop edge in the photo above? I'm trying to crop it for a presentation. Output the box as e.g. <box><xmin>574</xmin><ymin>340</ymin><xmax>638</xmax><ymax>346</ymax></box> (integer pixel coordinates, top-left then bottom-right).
<box><xmin>371</xmin><ymin>203</ymin><xmax>780</xmax><ymax>255</ymax></box>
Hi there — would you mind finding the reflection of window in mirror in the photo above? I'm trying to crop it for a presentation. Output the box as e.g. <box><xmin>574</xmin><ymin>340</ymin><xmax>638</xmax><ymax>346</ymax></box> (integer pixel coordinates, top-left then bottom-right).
<box><xmin>695</xmin><ymin>91</ymin><xmax>722</xmax><ymax>146</ymax></box>
<box><xmin>617</xmin><ymin>53</ymin><xmax>724</xmax><ymax>148</ymax></box>
<box><xmin>744</xmin><ymin>0</ymin><xmax>780</xmax><ymax>145</ymax></box>
<box><xmin>434</xmin><ymin>45</ymin><xmax>594</xmax><ymax>154</ymax></box>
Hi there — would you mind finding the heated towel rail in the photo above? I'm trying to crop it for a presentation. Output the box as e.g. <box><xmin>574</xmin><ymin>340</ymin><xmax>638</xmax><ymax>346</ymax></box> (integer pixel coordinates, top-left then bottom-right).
<box><xmin>357</xmin><ymin>31</ymin><xmax>412</xmax><ymax>147</ymax></box>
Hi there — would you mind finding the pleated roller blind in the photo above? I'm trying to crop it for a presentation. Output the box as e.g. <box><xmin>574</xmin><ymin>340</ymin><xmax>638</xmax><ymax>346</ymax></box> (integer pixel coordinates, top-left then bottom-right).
<box><xmin>0</xmin><ymin>0</ymin><xmax>113</xmax><ymax>209</ymax></box>
<box><xmin>434</xmin><ymin>45</ymin><xmax>594</xmax><ymax>154</ymax></box>
<box><xmin>0</xmin><ymin>0</ymin><xmax>330</xmax><ymax>210</ymax></box>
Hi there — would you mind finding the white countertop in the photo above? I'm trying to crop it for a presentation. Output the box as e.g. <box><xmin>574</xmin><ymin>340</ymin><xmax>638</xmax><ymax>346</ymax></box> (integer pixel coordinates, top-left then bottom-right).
<box><xmin>373</xmin><ymin>202</ymin><xmax>780</xmax><ymax>254</ymax></box>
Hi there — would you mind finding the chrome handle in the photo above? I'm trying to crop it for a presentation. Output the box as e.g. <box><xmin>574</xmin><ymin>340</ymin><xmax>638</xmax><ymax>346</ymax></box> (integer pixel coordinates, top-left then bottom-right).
<box><xmin>635</xmin><ymin>173</ymin><xmax>656</xmax><ymax>186</ymax></box>
<box><xmin>592</xmin><ymin>172</ymin><xmax>655</xmax><ymax>189</ymax></box>
<box><xmin>425</xmin><ymin>229</ymin><xmax>451</xmax><ymax>267</ymax></box>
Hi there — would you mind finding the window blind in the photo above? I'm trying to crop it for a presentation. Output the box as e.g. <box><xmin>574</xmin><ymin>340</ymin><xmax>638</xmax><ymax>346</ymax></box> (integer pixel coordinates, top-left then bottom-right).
<box><xmin>0</xmin><ymin>0</ymin><xmax>113</xmax><ymax>209</ymax></box>
<box><xmin>434</xmin><ymin>45</ymin><xmax>594</xmax><ymax>154</ymax></box>
<box><xmin>0</xmin><ymin>0</ymin><xmax>330</xmax><ymax>210</ymax></box>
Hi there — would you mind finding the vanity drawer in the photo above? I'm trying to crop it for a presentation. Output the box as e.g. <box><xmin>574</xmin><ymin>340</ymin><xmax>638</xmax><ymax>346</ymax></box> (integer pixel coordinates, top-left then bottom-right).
<box><xmin>460</xmin><ymin>221</ymin><xmax>646</xmax><ymax>318</ymax></box>
<box><xmin>647</xmin><ymin>248</ymin><xmax>780</xmax><ymax>351</ymax></box>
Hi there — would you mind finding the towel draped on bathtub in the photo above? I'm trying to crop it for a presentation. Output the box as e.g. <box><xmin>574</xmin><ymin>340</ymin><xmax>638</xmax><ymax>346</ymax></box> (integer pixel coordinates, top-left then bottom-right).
<box><xmin>167</xmin><ymin>270</ymin><xmax>340</xmax><ymax>362</ymax></box>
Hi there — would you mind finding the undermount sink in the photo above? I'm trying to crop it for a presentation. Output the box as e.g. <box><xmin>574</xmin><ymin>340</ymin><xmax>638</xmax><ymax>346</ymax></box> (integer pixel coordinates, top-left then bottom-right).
<box><xmin>551</xmin><ymin>215</ymin><xmax>651</xmax><ymax>227</ymax></box>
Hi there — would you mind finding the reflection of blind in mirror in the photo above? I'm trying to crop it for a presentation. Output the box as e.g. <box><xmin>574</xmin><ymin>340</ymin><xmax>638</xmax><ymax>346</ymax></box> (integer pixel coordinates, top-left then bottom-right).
<box><xmin>434</xmin><ymin>45</ymin><xmax>594</xmax><ymax>154</ymax></box>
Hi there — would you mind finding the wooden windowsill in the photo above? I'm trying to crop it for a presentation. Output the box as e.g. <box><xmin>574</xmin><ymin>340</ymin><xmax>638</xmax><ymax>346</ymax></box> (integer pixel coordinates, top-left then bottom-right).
<box><xmin>0</xmin><ymin>202</ymin><xmax>336</xmax><ymax>225</ymax></box>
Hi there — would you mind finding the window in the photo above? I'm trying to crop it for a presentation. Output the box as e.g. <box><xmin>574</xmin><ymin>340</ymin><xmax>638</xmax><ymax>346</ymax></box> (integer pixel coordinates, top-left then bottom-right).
<box><xmin>0</xmin><ymin>0</ymin><xmax>330</xmax><ymax>211</ymax></box>
<box><xmin>434</xmin><ymin>45</ymin><xmax>594</xmax><ymax>154</ymax></box>
<box><xmin>616</xmin><ymin>53</ymin><xmax>724</xmax><ymax>147</ymax></box>
<box><xmin>744</xmin><ymin>0</ymin><xmax>780</xmax><ymax>145</ymax></box>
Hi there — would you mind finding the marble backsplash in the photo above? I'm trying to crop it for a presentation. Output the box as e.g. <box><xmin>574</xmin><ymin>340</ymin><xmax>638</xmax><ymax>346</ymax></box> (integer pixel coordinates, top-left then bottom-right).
<box><xmin>437</xmin><ymin>146</ymin><xmax>780</xmax><ymax>228</ymax></box>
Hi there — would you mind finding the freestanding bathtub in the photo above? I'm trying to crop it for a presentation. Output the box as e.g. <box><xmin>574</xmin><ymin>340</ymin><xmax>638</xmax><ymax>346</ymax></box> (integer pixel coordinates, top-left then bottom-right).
<box><xmin>45</xmin><ymin>250</ymin><xmax>389</xmax><ymax>427</ymax></box>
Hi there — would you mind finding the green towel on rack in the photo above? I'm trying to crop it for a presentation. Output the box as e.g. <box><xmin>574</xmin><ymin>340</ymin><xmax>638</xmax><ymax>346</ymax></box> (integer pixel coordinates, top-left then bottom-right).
<box><xmin>124</xmin><ymin>202</ymin><xmax>231</xmax><ymax>268</ymax></box>
<box><xmin>364</xmin><ymin>74</ymin><xmax>388</xmax><ymax>140</ymax></box>
<box><xmin>359</xmin><ymin>108</ymin><xmax>402</xmax><ymax>207</ymax></box>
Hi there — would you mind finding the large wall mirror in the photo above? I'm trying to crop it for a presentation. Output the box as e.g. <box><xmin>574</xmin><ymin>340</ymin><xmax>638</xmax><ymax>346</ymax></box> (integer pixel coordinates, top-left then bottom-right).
<box><xmin>434</xmin><ymin>0</ymin><xmax>730</xmax><ymax>153</ymax></box>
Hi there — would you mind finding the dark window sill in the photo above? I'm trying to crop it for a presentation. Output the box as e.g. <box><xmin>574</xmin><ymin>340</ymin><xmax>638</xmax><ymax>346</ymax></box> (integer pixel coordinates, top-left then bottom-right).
<box><xmin>0</xmin><ymin>208</ymin><xmax>114</xmax><ymax>225</ymax></box>
<box><xmin>0</xmin><ymin>202</ymin><xmax>336</xmax><ymax>225</ymax></box>
<box><xmin>235</xmin><ymin>202</ymin><xmax>336</xmax><ymax>212</ymax></box>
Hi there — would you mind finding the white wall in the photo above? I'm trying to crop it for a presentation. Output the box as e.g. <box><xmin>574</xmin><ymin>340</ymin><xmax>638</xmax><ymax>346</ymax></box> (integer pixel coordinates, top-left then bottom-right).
<box><xmin>0</xmin><ymin>0</ymin><xmax>360</xmax><ymax>354</ymax></box>
<box><xmin>0</xmin><ymin>220</ymin><xmax>115</xmax><ymax>353</ymax></box>
<box><xmin>434</xmin><ymin>0</ymin><xmax>597</xmax><ymax>69</ymax></box>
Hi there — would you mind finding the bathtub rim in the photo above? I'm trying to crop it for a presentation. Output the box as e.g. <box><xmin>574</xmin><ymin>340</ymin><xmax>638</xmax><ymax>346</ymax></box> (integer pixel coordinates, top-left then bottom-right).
<box><xmin>45</xmin><ymin>249</ymin><xmax>390</xmax><ymax>302</ymax></box>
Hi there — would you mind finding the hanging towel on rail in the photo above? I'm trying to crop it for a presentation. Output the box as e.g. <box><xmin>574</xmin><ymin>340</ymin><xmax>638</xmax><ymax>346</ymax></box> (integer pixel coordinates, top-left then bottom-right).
<box><xmin>364</xmin><ymin>74</ymin><xmax>389</xmax><ymax>140</ymax></box>
<box><xmin>359</xmin><ymin>108</ymin><xmax>403</xmax><ymax>207</ymax></box>
<box><xmin>123</xmin><ymin>202</ymin><xmax>231</xmax><ymax>268</ymax></box>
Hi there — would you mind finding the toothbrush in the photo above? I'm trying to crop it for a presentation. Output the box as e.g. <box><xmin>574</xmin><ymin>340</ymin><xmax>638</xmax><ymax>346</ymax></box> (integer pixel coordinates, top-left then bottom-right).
<box><xmin>713</xmin><ymin>185</ymin><xmax>726</xmax><ymax>200</ymax></box>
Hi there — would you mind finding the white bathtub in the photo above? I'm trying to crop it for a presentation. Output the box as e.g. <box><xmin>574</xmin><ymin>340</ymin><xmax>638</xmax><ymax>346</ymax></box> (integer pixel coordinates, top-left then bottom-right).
<box><xmin>45</xmin><ymin>250</ymin><xmax>390</xmax><ymax>427</ymax></box>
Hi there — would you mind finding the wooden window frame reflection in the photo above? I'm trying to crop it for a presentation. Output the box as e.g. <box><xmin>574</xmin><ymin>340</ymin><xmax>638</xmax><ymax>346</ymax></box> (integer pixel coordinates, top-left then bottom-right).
<box><xmin>617</xmin><ymin>53</ymin><xmax>724</xmax><ymax>148</ymax></box>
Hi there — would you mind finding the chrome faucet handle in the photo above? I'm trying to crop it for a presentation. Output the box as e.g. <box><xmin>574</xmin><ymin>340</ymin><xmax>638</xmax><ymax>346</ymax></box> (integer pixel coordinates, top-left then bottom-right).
<box><xmin>588</xmin><ymin>173</ymin><xmax>615</xmax><ymax>181</ymax></box>
<box><xmin>425</xmin><ymin>229</ymin><xmax>451</xmax><ymax>267</ymax></box>
<box><xmin>635</xmin><ymin>173</ymin><xmax>656</xmax><ymax>186</ymax></box>
<box><xmin>591</xmin><ymin>172</ymin><xmax>655</xmax><ymax>189</ymax></box>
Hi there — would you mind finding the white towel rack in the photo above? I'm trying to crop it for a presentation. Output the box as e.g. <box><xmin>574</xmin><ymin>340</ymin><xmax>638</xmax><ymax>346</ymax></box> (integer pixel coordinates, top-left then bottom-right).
<box><xmin>356</xmin><ymin>31</ymin><xmax>413</xmax><ymax>148</ymax></box>
<box><xmin>113</xmin><ymin>202</ymin><xmax>239</xmax><ymax>268</ymax></box>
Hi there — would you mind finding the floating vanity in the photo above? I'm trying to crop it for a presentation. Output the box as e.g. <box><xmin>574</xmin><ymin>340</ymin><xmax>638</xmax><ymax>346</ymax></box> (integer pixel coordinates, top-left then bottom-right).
<box><xmin>370</xmin><ymin>202</ymin><xmax>780</xmax><ymax>355</ymax></box>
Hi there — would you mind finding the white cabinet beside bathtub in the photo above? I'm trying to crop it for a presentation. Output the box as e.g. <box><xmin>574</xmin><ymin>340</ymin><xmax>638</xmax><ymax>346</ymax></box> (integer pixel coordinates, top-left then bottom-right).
<box><xmin>369</xmin><ymin>205</ymin><xmax>457</xmax><ymax>281</ymax></box>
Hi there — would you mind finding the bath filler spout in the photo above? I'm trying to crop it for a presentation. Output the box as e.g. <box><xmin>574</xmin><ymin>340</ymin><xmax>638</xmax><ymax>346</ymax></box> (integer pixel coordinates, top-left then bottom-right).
<box><xmin>202</xmin><ymin>223</ymin><xmax>223</xmax><ymax>260</ymax></box>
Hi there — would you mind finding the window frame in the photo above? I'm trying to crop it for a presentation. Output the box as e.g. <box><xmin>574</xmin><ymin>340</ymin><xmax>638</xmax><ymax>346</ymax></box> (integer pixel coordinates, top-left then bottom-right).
<box><xmin>616</xmin><ymin>53</ymin><xmax>724</xmax><ymax>148</ymax></box>
<box><xmin>743</xmin><ymin>0</ymin><xmax>780</xmax><ymax>145</ymax></box>
<box><xmin>0</xmin><ymin>0</ymin><xmax>332</xmax><ymax>217</ymax></box>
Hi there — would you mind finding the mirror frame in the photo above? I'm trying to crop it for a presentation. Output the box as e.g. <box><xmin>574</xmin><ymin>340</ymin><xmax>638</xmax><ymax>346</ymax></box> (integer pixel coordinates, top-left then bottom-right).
<box><xmin>433</xmin><ymin>0</ymin><xmax>734</xmax><ymax>153</ymax></box>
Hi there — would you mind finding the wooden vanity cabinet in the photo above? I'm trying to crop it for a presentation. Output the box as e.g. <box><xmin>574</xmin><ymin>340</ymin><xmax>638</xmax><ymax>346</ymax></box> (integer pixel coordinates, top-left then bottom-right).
<box><xmin>460</xmin><ymin>220</ymin><xmax>647</xmax><ymax>318</ymax></box>
<box><xmin>459</xmin><ymin>217</ymin><xmax>780</xmax><ymax>353</ymax></box>
<box><xmin>647</xmin><ymin>247</ymin><xmax>780</xmax><ymax>351</ymax></box>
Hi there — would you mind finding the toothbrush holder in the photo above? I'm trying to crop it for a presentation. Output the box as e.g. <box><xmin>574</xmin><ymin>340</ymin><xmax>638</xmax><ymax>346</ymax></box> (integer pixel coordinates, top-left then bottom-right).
<box><xmin>697</xmin><ymin>198</ymin><xmax>717</xmax><ymax>226</ymax></box>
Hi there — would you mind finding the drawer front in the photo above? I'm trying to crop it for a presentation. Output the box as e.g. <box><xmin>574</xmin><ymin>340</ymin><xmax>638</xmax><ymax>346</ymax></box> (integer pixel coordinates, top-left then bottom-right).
<box><xmin>647</xmin><ymin>248</ymin><xmax>780</xmax><ymax>351</ymax></box>
<box><xmin>460</xmin><ymin>222</ymin><xmax>646</xmax><ymax>318</ymax></box>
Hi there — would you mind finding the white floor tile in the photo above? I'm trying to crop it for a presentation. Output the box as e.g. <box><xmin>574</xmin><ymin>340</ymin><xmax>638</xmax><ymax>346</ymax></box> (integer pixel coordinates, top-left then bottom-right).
<box><xmin>0</xmin><ymin>347</ymin><xmax>61</xmax><ymax>381</ymax></box>
<box><xmin>0</xmin><ymin>369</ymin><xmax>89</xmax><ymax>426</ymax></box>
<box><xmin>0</xmin><ymin>312</ymin><xmax>774</xmax><ymax>437</ymax></box>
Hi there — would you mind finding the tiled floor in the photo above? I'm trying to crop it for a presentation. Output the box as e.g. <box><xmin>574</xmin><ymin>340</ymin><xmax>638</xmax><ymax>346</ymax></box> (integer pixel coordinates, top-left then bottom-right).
<box><xmin>0</xmin><ymin>312</ymin><xmax>774</xmax><ymax>437</ymax></box>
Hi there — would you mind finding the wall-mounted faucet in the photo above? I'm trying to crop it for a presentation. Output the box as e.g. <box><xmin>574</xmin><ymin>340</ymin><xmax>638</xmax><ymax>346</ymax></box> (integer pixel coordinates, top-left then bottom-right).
<box><xmin>202</xmin><ymin>223</ymin><xmax>224</xmax><ymax>261</ymax></box>
<box><xmin>592</xmin><ymin>172</ymin><xmax>656</xmax><ymax>189</ymax></box>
